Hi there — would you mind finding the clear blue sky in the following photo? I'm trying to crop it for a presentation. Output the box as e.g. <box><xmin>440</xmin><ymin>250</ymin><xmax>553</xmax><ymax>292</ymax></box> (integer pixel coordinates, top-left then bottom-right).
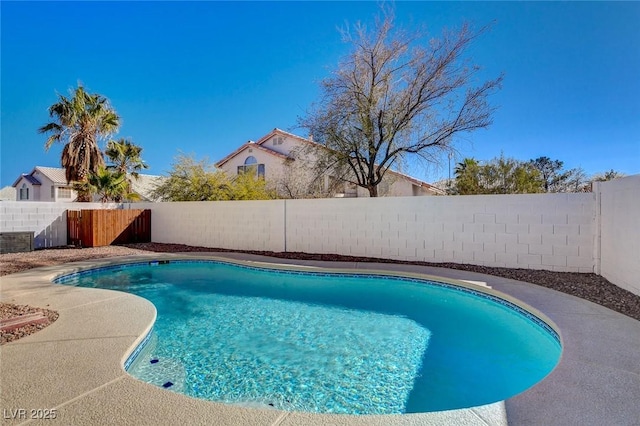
<box><xmin>2</xmin><ymin>1</ymin><xmax>639</xmax><ymax>187</ymax></box>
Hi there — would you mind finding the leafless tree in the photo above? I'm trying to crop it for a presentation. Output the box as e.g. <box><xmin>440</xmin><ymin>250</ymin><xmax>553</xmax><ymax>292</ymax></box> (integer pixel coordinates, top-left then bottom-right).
<box><xmin>273</xmin><ymin>147</ymin><xmax>346</xmax><ymax>199</ymax></box>
<box><xmin>300</xmin><ymin>8</ymin><xmax>503</xmax><ymax>196</ymax></box>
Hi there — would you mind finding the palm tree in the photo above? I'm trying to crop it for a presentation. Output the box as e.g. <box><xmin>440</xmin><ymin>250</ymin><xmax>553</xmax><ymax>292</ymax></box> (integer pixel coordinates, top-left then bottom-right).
<box><xmin>453</xmin><ymin>158</ymin><xmax>483</xmax><ymax>195</ymax></box>
<box><xmin>74</xmin><ymin>167</ymin><xmax>140</xmax><ymax>203</ymax></box>
<box><xmin>105</xmin><ymin>138</ymin><xmax>148</xmax><ymax>178</ymax></box>
<box><xmin>105</xmin><ymin>138</ymin><xmax>148</xmax><ymax>200</ymax></box>
<box><xmin>39</xmin><ymin>84</ymin><xmax>120</xmax><ymax>200</ymax></box>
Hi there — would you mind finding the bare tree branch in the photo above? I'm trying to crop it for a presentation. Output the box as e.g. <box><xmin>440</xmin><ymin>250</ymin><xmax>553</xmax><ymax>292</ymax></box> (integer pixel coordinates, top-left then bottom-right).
<box><xmin>300</xmin><ymin>8</ymin><xmax>502</xmax><ymax>196</ymax></box>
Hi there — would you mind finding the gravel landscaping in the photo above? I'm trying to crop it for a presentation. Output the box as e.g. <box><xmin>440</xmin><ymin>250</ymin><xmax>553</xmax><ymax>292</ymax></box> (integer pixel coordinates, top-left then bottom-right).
<box><xmin>1</xmin><ymin>242</ymin><xmax>638</xmax><ymax>344</ymax></box>
<box><xmin>0</xmin><ymin>303</ymin><xmax>59</xmax><ymax>344</ymax></box>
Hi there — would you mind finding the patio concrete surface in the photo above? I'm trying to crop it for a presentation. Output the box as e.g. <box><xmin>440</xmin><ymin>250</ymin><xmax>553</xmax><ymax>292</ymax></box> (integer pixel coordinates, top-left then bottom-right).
<box><xmin>1</xmin><ymin>252</ymin><xmax>638</xmax><ymax>425</ymax></box>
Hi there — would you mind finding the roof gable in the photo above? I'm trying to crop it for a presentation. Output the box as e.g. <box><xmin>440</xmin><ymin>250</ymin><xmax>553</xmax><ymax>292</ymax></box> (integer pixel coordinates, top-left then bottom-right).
<box><xmin>13</xmin><ymin>166</ymin><xmax>71</xmax><ymax>187</ymax></box>
<box><xmin>13</xmin><ymin>174</ymin><xmax>42</xmax><ymax>187</ymax></box>
<box><xmin>35</xmin><ymin>167</ymin><xmax>71</xmax><ymax>185</ymax></box>
<box><xmin>255</xmin><ymin>128</ymin><xmax>313</xmax><ymax>148</ymax></box>
<box><xmin>215</xmin><ymin>142</ymin><xmax>292</xmax><ymax>168</ymax></box>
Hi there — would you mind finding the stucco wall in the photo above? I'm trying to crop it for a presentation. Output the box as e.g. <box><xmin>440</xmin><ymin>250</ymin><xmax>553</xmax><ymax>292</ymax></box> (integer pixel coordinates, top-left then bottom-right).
<box><xmin>14</xmin><ymin>178</ymin><xmax>40</xmax><ymax>201</ymax></box>
<box><xmin>217</xmin><ymin>146</ymin><xmax>287</xmax><ymax>182</ymax></box>
<box><xmin>263</xmin><ymin>133</ymin><xmax>297</xmax><ymax>156</ymax></box>
<box><xmin>31</xmin><ymin>170</ymin><xmax>54</xmax><ymax>202</ymax></box>
<box><xmin>597</xmin><ymin>175</ymin><xmax>640</xmax><ymax>295</ymax></box>
<box><xmin>384</xmin><ymin>176</ymin><xmax>422</xmax><ymax>197</ymax></box>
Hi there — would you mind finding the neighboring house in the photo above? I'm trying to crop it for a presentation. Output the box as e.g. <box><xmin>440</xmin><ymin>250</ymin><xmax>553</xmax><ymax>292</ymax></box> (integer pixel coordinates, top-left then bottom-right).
<box><xmin>13</xmin><ymin>167</ymin><xmax>77</xmax><ymax>202</ymax></box>
<box><xmin>431</xmin><ymin>178</ymin><xmax>455</xmax><ymax>194</ymax></box>
<box><xmin>12</xmin><ymin>166</ymin><xmax>163</xmax><ymax>202</ymax></box>
<box><xmin>130</xmin><ymin>173</ymin><xmax>165</xmax><ymax>201</ymax></box>
<box><xmin>216</xmin><ymin>128</ymin><xmax>444</xmax><ymax>198</ymax></box>
<box><xmin>0</xmin><ymin>186</ymin><xmax>17</xmax><ymax>201</ymax></box>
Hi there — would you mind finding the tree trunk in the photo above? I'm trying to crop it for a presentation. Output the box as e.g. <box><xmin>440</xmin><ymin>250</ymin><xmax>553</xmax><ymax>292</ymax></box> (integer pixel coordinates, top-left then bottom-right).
<box><xmin>76</xmin><ymin>192</ymin><xmax>92</xmax><ymax>202</ymax></box>
<box><xmin>368</xmin><ymin>185</ymin><xmax>378</xmax><ymax>197</ymax></box>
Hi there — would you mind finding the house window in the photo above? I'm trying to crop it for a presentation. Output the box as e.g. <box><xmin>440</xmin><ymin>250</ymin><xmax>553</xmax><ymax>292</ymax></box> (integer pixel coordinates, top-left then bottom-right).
<box><xmin>237</xmin><ymin>156</ymin><xmax>265</xmax><ymax>178</ymax></box>
<box><xmin>272</xmin><ymin>136</ymin><xmax>284</xmax><ymax>146</ymax></box>
<box><xmin>19</xmin><ymin>184</ymin><xmax>29</xmax><ymax>200</ymax></box>
<box><xmin>58</xmin><ymin>187</ymin><xmax>72</xmax><ymax>198</ymax></box>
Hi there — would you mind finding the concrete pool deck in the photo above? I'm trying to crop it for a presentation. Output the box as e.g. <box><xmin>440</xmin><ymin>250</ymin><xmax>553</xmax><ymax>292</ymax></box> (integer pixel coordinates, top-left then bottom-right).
<box><xmin>1</xmin><ymin>252</ymin><xmax>639</xmax><ymax>425</ymax></box>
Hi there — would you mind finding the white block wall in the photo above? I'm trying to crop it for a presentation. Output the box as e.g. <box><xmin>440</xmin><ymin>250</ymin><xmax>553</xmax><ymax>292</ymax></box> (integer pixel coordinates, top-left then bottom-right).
<box><xmin>597</xmin><ymin>176</ymin><xmax>640</xmax><ymax>295</ymax></box>
<box><xmin>137</xmin><ymin>200</ymin><xmax>286</xmax><ymax>252</ymax></box>
<box><xmin>2</xmin><ymin>175</ymin><xmax>637</xmax><ymax>296</ymax></box>
<box><xmin>284</xmin><ymin>193</ymin><xmax>595</xmax><ymax>273</ymax></box>
<box><xmin>0</xmin><ymin>202</ymin><xmax>122</xmax><ymax>248</ymax></box>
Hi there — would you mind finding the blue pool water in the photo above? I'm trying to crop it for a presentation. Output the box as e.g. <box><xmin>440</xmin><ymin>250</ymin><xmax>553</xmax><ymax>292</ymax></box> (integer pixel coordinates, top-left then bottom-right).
<box><xmin>56</xmin><ymin>260</ymin><xmax>562</xmax><ymax>414</ymax></box>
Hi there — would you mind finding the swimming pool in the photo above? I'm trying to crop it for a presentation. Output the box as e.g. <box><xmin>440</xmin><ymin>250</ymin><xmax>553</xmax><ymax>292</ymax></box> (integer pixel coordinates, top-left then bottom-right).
<box><xmin>55</xmin><ymin>259</ymin><xmax>562</xmax><ymax>414</ymax></box>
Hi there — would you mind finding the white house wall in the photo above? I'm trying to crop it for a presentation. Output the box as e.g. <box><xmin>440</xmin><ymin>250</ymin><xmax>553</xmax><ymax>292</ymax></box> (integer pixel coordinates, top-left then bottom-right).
<box><xmin>14</xmin><ymin>178</ymin><xmax>34</xmax><ymax>201</ymax></box>
<box><xmin>386</xmin><ymin>178</ymin><xmax>418</xmax><ymax>197</ymax></box>
<box><xmin>343</xmin><ymin>173</ymin><xmax>428</xmax><ymax>197</ymax></box>
<box><xmin>262</xmin><ymin>133</ymin><xmax>298</xmax><ymax>156</ymax></box>
<box><xmin>218</xmin><ymin>147</ymin><xmax>287</xmax><ymax>182</ymax></box>
<box><xmin>31</xmin><ymin>170</ymin><xmax>54</xmax><ymax>202</ymax></box>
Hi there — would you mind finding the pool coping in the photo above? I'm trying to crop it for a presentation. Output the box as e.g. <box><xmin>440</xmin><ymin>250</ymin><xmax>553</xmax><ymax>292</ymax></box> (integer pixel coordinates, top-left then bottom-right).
<box><xmin>1</xmin><ymin>252</ymin><xmax>639</xmax><ymax>425</ymax></box>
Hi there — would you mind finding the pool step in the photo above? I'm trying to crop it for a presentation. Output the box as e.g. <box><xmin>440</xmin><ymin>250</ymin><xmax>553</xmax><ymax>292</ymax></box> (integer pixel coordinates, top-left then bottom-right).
<box><xmin>129</xmin><ymin>355</ymin><xmax>186</xmax><ymax>393</ymax></box>
<box><xmin>460</xmin><ymin>280</ymin><xmax>492</xmax><ymax>289</ymax></box>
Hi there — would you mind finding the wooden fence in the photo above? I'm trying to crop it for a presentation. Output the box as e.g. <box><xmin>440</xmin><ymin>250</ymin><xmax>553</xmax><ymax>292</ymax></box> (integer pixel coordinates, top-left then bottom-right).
<box><xmin>67</xmin><ymin>209</ymin><xmax>151</xmax><ymax>247</ymax></box>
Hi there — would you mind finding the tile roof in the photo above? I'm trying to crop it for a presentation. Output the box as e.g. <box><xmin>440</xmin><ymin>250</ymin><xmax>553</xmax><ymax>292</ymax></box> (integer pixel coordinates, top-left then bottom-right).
<box><xmin>22</xmin><ymin>174</ymin><xmax>42</xmax><ymax>185</ymax></box>
<box><xmin>255</xmin><ymin>128</ymin><xmax>311</xmax><ymax>146</ymax></box>
<box><xmin>13</xmin><ymin>173</ymin><xmax>42</xmax><ymax>187</ymax></box>
<box><xmin>12</xmin><ymin>166</ymin><xmax>164</xmax><ymax>201</ymax></box>
<box><xmin>215</xmin><ymin>141</ymin><xmax>292</xmax><ymax>168</ymax></box>
<box><xmin>13</xmin><ymin>167</ymin><xmax>67</xmax><ymax>187</ymax></box>
<box><xmin>35</xmin><ymin>166</ymin><xmax>72</xmax><ymax>185</ymax></box>
<box><xmin>385</xmin><ymin>169</ymin><xmax>445</xmax><ymax>194</ymax></box>
<box><xmin>130</xmin><ymin>174</ymin><xmax>164</xmax><ymax>201</ymax></box>
<box><xmin>0</xmin><ymin>186</ymin><xmax>17</xmax><ymax>200</ymax></box>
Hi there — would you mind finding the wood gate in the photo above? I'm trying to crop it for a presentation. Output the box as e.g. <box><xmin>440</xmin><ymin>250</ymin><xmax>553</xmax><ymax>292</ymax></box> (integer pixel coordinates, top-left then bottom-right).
<box><xmin>67</xmin><ymin>209</ymin><xmax>151</xmax><ymax>247</ymax></box>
